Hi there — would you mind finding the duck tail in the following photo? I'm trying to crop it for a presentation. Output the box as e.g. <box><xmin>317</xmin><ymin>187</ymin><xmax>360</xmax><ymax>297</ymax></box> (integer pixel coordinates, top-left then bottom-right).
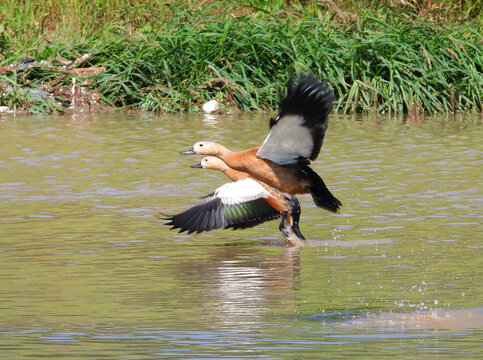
<box><xmin>304</xmin><ymin>167</ymin><xmax>342</xmax><ymax>212</ymax></box>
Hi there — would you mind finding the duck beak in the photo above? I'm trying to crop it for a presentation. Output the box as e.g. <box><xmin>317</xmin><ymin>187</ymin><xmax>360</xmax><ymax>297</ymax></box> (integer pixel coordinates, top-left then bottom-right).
<box><xmin>190</xmin><ymin>163</ymin><xmax>202</xmax><ymax>168</ymax></box>
<box><xmin>180</xmin><ymin>146</ymin><xmax>196</xmax><ymax>155</ymax></box>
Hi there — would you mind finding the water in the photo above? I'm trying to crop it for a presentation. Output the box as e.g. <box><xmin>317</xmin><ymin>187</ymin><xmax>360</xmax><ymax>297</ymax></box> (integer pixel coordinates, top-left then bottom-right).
<box><xmin>0</xmin><ymin>112</ymin><xmax>482</xmax><ymax>358</ymax></box>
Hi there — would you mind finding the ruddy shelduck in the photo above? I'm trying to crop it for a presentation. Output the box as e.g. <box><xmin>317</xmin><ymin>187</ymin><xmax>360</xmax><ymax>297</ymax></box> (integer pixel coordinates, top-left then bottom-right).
<box><xmin>166</xmin><ymin>156</ymin><xmax>305</xmax><ymax>240</ymax></box>
<box><xmin>181</xmin><ymin>73</ymin><xmax>341</xmax><ymax>213</ymax></box>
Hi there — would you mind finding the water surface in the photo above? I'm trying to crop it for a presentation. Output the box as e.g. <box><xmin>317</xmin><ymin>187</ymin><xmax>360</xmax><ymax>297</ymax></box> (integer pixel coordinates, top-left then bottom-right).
<box><xmin>0</xmin><ymin>112</ymin><xmax>482</xmax><ymax>358</ymax></box>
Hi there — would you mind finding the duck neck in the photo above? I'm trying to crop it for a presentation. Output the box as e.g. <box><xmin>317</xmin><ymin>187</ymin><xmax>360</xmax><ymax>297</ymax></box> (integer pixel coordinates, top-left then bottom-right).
<box><xmin>214</xmin><ymin>144</ymin><xmax>232</xmax><ymax>161</ymax></box>
<box><xmin>222</xmin><ymin>168</ymin><xmax>249</xmax><ymax>182</ymax></box>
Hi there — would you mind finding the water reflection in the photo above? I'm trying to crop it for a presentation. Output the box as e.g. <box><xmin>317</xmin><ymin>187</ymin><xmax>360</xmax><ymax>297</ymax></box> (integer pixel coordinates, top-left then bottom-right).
<box><xmin>203</xmin><ymin>247</ymin><xmax>301</xmax><ymax>327</ymax></box>
<box><xmin>202</xmin><ymin>114</ymin><xmax>220</xmax><ymax>128</ymax></box>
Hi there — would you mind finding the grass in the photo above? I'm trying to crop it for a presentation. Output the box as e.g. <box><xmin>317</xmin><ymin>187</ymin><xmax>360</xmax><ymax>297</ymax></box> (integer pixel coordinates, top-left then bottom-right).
<box><xmin>0</xmin><ymin>1</ymin><xmax>481</xmax><ymax>114</ymax></box>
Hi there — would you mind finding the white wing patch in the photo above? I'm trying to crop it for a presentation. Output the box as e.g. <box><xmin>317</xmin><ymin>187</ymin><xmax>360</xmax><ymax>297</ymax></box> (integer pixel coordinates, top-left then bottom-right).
<box><xmin>214</xmin><ymin>178</ymin><xmax>271</xmax><ymax>205</ymax></box>
<box><xmin>256</xmin><ymin>114</ymin><xmax>313</xmax><ymax>165</ymax></box>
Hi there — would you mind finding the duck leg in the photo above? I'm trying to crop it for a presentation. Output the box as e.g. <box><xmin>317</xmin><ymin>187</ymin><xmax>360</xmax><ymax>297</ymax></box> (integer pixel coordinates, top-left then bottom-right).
<box><xmin>278</xmin><ymin>197</ymin><xmax>306</xmax><ymax>241</ymax></box>
<box><xmin>279</xmin><ymin>211</ymin><xmax>289</xmax><ymax>235</ymax></box>
<box><xmin>289</xmin><ymin>196</ymin><xmax>306</xmax><ymax>240</ymax></box>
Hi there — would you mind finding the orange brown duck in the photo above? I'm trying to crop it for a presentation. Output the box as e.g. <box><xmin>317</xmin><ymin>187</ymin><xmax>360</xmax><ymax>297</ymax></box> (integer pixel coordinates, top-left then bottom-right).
<box><xmin>181</xmin><ymin>73</ymin><xmax>342</xmax><ymax>213</ymax></box>
<box><xmin>165</xmin><ymin>156</ymin><xmax>306</xmax><ymax>241</ymax></box>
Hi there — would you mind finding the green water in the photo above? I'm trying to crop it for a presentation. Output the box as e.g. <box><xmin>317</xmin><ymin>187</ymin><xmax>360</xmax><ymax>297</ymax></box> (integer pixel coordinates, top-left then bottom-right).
<box><xmin>0</xmin><ymin>112</ymin><xmax>482</xmax><ymax>359</ymax></box>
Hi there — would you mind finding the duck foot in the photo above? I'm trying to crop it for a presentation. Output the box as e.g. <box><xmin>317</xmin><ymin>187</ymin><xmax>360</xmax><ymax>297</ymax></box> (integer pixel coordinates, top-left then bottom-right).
<box><xmin>279</xmin><ymin>217</ymin><xmax>306</xmax><ymax>246</ymax></box>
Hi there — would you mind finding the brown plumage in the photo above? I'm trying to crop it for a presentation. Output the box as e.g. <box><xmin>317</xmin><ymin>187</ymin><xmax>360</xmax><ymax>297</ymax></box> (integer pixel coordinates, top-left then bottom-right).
<box><xmin>166</xmin><ymin>157</ymin><xmax>305</xmax><ymax>240</ymax></box>
<box><xmin>181</xmin><ymin>74</ymin><xmax>341</xmax><ymax>213</ymax></box>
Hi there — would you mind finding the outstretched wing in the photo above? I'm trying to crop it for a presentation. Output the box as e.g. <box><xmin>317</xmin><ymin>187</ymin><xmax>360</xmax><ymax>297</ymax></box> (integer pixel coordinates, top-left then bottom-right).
<box><xmin>165</xmin><ymin>178</ymin><xmax>281</xmax><ymax>234</ymax></box>
<box><xmin>256</xmin><ymin>73</ymin><xmax>334</xmax><ymax>165</ymax></box>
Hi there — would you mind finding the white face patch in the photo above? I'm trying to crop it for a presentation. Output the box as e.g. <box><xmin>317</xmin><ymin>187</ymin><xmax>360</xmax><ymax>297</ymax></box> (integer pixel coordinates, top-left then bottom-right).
<box><xmin>201</xmin><ymin>156</ymin><xmax>225</xmax><ymax>170</ymax></box>
<box><xmin>256</xmin><ymin>115</ymin><xmax>313</xmax><ymax>165</ymax></box>
<box><xmin>214</xmin><ymin>178</ymin><xmax>271</xmax><ymax>205</ymax></box>
<box><xmin>194</xmin><ymin>141</ymin><xmax>209</xmax><ymax>154</ymax></box>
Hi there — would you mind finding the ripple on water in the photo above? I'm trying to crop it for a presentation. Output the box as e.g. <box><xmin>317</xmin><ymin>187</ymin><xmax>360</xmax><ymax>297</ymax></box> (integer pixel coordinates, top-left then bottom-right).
<box><xmin>337</xmin><ymin>307</ymin><xmax>483</xmax><ymax>330</ymax></box>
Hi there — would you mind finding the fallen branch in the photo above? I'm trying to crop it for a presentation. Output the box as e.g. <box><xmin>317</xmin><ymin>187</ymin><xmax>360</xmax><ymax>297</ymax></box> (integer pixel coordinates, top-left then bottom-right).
<box><xmin>67</xmin><ymin>67</ymin><xmax>106</xmax><ymax>76</ymax></box>
<box><xmin>66</xmin><ymin>52</ymin><xmax>100</xmax><ymax>69</ymax></box>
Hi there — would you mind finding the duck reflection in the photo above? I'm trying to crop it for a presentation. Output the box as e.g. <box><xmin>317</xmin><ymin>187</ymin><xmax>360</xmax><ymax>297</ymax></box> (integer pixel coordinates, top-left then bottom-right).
<box><xmin>199</xmin><ymin>245</ymin><xmax>302</xmax><ymax>328</ymax></box>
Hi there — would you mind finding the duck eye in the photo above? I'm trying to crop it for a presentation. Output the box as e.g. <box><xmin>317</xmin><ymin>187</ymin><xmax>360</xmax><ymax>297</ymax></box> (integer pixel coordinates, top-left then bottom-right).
<box><xmin>199</xmin><ymin>144</ymin><xmax>204</xmax><ymax>147</ymax></box>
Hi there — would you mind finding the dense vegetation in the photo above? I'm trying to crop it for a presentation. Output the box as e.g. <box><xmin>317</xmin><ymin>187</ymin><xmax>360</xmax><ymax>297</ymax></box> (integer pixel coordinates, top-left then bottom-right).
<box><xmin>0</xmin><ymin>1</ymin><xmax>481</xmax><ymax>114</ymax></box>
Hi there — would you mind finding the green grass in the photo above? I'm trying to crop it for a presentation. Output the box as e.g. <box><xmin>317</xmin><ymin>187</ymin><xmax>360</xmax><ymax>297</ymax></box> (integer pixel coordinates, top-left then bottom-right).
<box><xmin>0</xmin><ymin>1</ymin><xmax>481</xmax><ymax>114</ymax></box>
<box><xmin>1</xmin><ymin>0</ymin><xmax>480</xmax><ymax>41</ymax></box>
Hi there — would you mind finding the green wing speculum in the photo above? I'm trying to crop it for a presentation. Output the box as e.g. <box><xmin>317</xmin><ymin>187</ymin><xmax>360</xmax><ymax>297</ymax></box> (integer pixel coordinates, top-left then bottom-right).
<box><xmin>165</xmin><ymin>179</ymin><xmax>281</xmax><ymax>234</ymax></box>
<box><xmin>166</xmin><ymin>196</ymin><xmax>280</xmax><ymax>234</ymax></box>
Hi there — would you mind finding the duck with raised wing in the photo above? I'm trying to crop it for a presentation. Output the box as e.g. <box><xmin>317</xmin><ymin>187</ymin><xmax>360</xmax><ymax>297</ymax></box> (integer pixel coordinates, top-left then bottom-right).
<box><xmin>165</xmin><ymin>156</ymin><xmax>305</xmax><ymax>240</ymax></box>
<box><xmin>181</xmin><ymin>73</ymin><xmax>341</xmax><ymax>213</ymax></box>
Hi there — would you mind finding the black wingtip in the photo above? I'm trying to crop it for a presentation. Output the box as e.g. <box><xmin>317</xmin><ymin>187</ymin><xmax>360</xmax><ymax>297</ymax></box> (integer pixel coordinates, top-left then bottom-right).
<box><xmin>281</xmin><ymin>72</ymin><xmax>334</xmax><ymax>118</ymax></box>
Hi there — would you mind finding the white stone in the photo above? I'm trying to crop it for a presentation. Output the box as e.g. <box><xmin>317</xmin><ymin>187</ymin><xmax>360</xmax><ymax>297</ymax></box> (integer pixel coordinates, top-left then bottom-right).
<box><xmin>202</xmin><ymin>99</ymin><xmax>221</xmax><ymax>114</ymax></box>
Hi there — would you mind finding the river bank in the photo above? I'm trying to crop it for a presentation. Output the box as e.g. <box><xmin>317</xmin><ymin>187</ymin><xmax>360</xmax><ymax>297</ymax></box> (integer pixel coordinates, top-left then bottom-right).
<box><xmin>0</xmin><ymin>1</ymin><xmax>481</xmax><ymax>115</ymax></box>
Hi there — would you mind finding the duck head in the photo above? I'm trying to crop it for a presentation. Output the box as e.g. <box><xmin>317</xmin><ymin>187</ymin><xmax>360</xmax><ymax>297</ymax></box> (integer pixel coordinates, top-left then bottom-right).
<box><xmin>191</xmin><ymin>156</ymin><xmax>229</xmax><ymax>171</ymax></box>
<box><xmin>180</xmin><ymin>141</ymin><xmax>225</xmax><ymax>156</ymax></box>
